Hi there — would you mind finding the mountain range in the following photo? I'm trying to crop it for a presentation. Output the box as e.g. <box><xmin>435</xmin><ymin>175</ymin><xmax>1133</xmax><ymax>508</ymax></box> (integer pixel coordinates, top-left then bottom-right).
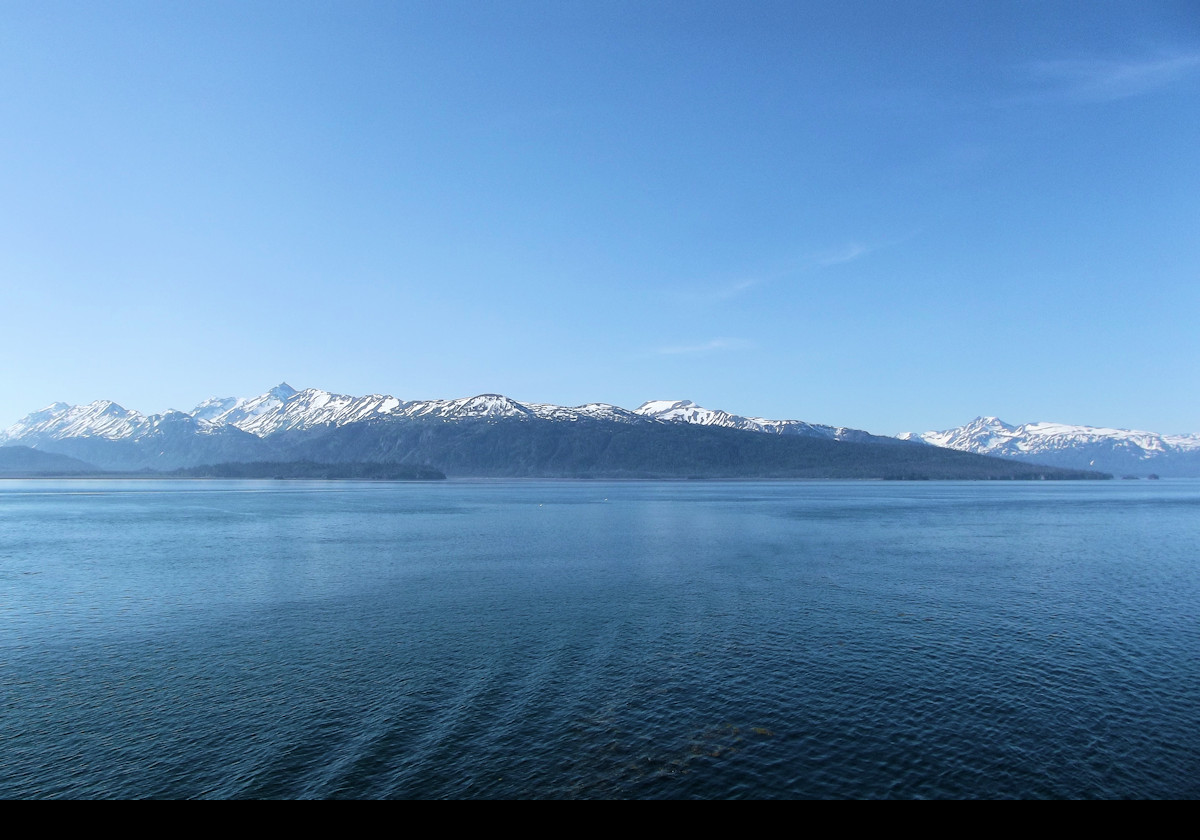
<box><xmin>2</xmin><ymin>382</ymin><xmax>1192</xmax><ymax>477</ymax></box>
<box><xmin>0</xmin><ymin>382</ymin><xmax>897</xmax><ymax>463</ymax></box>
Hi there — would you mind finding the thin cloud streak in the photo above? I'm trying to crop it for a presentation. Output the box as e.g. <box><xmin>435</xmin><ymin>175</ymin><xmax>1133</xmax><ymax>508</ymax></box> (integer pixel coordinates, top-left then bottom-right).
<box><xmin>672</xmin><ymin>272</ymin><xmax>777</xmax><ymax>305</ymax></box>
<box><xmin>719</xmin><ymin>277</ymin><xmax>763</xmax><ymax>298</ymax></box>
<box><xmin>677</xmin><ymin>232</ymin><xmax>915</xmax><ymax>306</ymax></box>
<box><xmin>807</xmin><ymin>230</ymin><xmax>918</xmax><ymax>269</ymax></box>
<box><xmin>814</xmin><ymin>242</ymin><xmax>871</xmax><ymax>267</ymax></box>
<box><xmin>1024</xmin><ymin>52</ymin><xmax>1200</xmax><ymax>102</ymax></box>
<box><xmin>685</xmin><ymin>276</ymin><xmax>764</xmax><ymax>303</ymax></box>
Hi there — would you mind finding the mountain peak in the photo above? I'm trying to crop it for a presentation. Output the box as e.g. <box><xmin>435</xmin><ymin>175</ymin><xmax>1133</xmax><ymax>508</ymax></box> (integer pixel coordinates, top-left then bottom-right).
<box><xmin>968</xmin><ymin>416</ymin><xmax>1015</xmax><ymax>431</ymax></box>
<box><xmin>269</xmin><ymin>382</ymin><xmax>298</xmax><ymax>400</ymax></box>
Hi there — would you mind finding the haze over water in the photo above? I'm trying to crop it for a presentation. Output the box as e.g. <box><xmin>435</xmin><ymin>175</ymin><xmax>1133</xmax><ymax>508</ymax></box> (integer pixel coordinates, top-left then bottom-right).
<box><xmin>2</xmin><ymin>478</ymin><xmax>1198</xmax><ymax>798</ymax></box>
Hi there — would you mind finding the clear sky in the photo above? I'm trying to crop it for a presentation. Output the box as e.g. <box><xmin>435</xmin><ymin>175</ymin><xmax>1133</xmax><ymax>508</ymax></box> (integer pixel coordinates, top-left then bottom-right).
<box><xmin>2</xmin><ymin>1</ymin><xmax>1197</xmax><ymax>435</ymax></box>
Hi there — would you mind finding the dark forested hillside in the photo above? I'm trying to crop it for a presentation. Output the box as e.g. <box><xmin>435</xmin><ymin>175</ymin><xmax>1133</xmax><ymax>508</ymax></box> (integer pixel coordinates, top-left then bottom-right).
<box><xmin>269</xmin><ymin>418</ymin><xmax>1107</xmax><ymax>480</ymax></box>
<box><xmin>172</xmin><ymin>460</ymin><xmax>444</xmax><ymax>480</ymax></box>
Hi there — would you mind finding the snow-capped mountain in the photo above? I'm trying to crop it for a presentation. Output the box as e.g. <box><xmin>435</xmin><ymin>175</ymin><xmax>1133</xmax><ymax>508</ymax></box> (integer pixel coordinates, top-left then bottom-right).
<box><xmin>901</xmin><ymin>416</ymin><xmax>1200</xmax><ymax>477</ymax></box>
<box><xmin>178</xmin><ymin>387</ymin><xmax>846</xmax><ymax>438</ymax></box>
<box><xmin>1</xmin><ymin>400</ymin><xmax>226</xmax><ymax>442</ymax></box>
<box><xmin>23</xmin><ymin>385</ymin><xmax>1196</xmax><ymax>476</ymax></box>
<box><xmin>191</xmin><ymin>382</ymin><xmax>299</xmax><ymax>427</ymax></box>
<box><xmin>183</xmin><ymin>386</ymin><xmax>647</xmax><ymax>436</ymax></box>
<box><xmin>201</xmin><ymin>386</ymin><xmax>405</xmax><ymax>436</ymax></box>
<box><xmin>0</xmin><ymin>384</ymin><xmax>914</xmax><ymax>449</ymax></box>
<box><xmin>0</xmin><ymin>398</ymin><xmax>269</xmax><ymax>471</ymax></box>
<box><xmin>1</xmin><ymin>385</ymin><xmax>1122</xmax><ymax>478</ymax></box>
<box><xmin>634</xmin><ymin>399</ymin><xmax>888</xmax><ymax>442</ymax></box>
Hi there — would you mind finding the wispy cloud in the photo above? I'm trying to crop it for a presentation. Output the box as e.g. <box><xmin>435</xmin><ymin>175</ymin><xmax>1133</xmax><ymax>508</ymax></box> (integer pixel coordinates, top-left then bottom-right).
<box><xmin>813</xmin><ymin>242</ymin><xmax>872</xmax><ymax>267</ymax></box>
<box><xmin>655</xmin><ymin>337</ymin><xmax>753</xmax><ymax>356</ymax></box>
<box><xmin>677</xmin><ymin>272</ymin><xmax>778</xmax><ymax>305</ymax></box>
<box><xmin>677</xmin><ymin>232</ymin><xmax>914</xmax><ymax>305</ymax></box>
<box><xmin>807</xmin><ymin>231</ymin><xmax>918</xmax><ymax>269</ymax></box>
<box><xmin>1023</xmin><ymin>52</ymin><xmax>1200</xmax><ymax>102</ymax></box>
<box><xmin>719</xmin><ymin>277</ymin><xmax>763</xmax><ymax>298</ymax></box>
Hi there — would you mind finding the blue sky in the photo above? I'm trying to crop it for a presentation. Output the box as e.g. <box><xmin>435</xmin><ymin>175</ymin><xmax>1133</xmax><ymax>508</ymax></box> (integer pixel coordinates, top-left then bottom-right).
<box><xmin>2</xmin><ymin>1</ymin><xmax>1197</xmax><ymax>435</ymax></box>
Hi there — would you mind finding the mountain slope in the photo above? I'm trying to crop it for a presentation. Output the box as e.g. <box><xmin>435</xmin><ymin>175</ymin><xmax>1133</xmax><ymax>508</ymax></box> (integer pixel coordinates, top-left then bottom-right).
<box><xmin>0</xmin><ymin>446</ymin><xmax>97</xmax><ymax>475</ymax></box>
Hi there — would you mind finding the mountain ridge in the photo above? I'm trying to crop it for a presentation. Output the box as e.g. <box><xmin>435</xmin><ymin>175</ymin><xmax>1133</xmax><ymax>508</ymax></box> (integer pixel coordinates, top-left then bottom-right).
<box><xmin>3</xmin><ymin>384</ymin><xmax>893</xmax><ymax>446</ymax></box>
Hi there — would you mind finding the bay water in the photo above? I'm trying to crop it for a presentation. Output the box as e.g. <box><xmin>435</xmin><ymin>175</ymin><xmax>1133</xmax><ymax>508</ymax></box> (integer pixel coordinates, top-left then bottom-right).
<box><xmin>2</xmin><ymin>478</ymin><xmax>1197</xmax><ymax>798</ymax></box>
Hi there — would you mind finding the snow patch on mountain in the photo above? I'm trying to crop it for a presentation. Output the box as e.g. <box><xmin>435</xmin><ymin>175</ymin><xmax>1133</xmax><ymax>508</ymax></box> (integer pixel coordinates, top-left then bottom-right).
<box><xmin>526</xmin><ymin>403</ymin><xmax>642</xmax><ymax>423</ymax></box>
<box><xmin>190</xmin><ymin>396</ymin><xmax>244</xmax><ymax>422</ymax></box>
<box><xmin>227</xmin><ymin>389</ymin><xmax>404</xmax><ymax>435</ymax></box>
<box><xmin>398</xmin><ymin>394</ymin><xmax>534</xmax><ymax>421</ymax></box>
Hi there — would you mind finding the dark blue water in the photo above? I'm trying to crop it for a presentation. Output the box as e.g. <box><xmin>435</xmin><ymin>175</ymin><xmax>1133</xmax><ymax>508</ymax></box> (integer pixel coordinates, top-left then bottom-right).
<box><xmin>2</xmin><ymin>479</ymin><xmax>1198</xmax><ymax>799</ymax></box>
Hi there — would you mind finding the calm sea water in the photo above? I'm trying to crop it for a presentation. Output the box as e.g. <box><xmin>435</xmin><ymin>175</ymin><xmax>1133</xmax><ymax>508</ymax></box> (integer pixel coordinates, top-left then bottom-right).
<box><xmin>1</xmin><ymin>478</ymin><xmax>1197</xmax><ymax>799</ymax></box>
